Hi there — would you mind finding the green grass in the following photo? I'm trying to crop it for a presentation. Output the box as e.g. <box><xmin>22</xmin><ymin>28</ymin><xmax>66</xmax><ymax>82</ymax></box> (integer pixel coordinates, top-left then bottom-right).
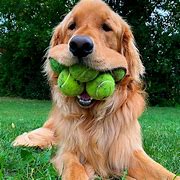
<box><xmin>0</xmin><ymin>97</ymin><xmax>179</xmax><ymax>179</ymax></box>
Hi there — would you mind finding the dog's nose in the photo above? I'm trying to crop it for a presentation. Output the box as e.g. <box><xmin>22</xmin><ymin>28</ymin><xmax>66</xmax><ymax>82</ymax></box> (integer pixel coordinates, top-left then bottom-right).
<box><xmin>69</xmin><ymin>35</ymin><xmax>93</xmax><ymax>57</ymax></box>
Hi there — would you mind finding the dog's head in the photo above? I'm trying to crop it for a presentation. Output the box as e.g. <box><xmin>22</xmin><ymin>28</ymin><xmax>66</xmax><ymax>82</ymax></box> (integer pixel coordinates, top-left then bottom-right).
<box><xmin>45</xmin><ymin>0</ymin><xmax>144</xmax><ymax>113</ymax></box>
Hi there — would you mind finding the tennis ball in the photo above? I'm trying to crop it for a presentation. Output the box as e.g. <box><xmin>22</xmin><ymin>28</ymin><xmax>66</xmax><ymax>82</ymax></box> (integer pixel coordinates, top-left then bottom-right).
<box><xmin>69</xmin><ymin>64</ymin><xmax>99</xmax><ymax>82</ymax></box>
<box><xmin>112</xmin><ymin>68</ymin><xmax>126</xmax><ymax>82</ymax></box>
<box><xmin>86</xmin><ymin>74</ymin><xmax>115</xmax><ymax>100</ymax></box>
<box><xmin>50</xmin><ymin>58</ymin><xmax>66</xmax><ymax>74</ymax></box>
<box><xmin>58</xmin><ymin>69</ymin><xmax>84</xmax><ymax>96</ymax></box>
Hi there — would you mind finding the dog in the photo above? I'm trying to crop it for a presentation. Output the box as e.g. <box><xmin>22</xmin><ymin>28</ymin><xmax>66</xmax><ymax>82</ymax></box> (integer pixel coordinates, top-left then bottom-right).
<box><xmin>13</xmin><ymin>0</ymin><xmax>179</xmax><ymax>179</ymax></box>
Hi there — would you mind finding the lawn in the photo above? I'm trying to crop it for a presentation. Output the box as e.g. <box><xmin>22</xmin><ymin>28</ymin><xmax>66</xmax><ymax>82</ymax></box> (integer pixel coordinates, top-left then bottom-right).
<box><xmin>0</xmin><ymin>97</ymin><xmax>179</xmax><ymax>179</ymax></box>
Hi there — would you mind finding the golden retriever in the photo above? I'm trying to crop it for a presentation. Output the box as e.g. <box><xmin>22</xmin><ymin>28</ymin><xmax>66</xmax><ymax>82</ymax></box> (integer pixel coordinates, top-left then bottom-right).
<box><xmin>13</xmin><ymin>0</ymin><xmax>179</xmax><ymax>179</ymax></box>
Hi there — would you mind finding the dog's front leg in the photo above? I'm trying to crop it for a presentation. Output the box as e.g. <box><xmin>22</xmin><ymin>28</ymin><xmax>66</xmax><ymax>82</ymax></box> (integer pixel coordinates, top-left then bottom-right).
<box><xmin>128</xmin><ymin>150</ymin><xmax>179</xmax><ymax>180</ymax></box>
<box><xmin>53</xmin><ymin>152</ymin><xmax>89</xmax><ymax>180</ymax></box>
<box><xmin>13</xmin><ymin>105</ymin><xmax>59</xmax><ymax>148</ymax></box>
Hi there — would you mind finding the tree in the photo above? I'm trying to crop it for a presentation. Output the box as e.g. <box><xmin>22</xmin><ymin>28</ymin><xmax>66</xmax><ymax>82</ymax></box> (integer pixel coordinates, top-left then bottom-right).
<box><xmin>0</xmin><ymin>0</ymin><xmax>67</xmax><ymax>99</ymax></box>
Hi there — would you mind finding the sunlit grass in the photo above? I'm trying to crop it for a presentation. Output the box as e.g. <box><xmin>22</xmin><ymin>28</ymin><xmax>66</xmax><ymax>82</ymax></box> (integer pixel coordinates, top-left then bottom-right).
<box><xmin>0</xmin><ymin>97</ymin><xmax>179</xmax><ymax>179</ymax></box>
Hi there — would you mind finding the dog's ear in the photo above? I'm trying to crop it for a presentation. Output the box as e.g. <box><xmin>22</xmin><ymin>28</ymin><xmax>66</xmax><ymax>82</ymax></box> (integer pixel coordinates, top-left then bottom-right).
<box><xmin>50</xmin><ymin>12</ymin><xmax>72</xmax><ymax>47</ymax></box>
<box><xmin>122</xmin><ymin>22</ymin><xmax>145</xmax><ymax>82</ymax></box>
<box><xmin>50</xmin><ymin>24</ymin><xmax>64</xmax><ymax>47</ymax></box>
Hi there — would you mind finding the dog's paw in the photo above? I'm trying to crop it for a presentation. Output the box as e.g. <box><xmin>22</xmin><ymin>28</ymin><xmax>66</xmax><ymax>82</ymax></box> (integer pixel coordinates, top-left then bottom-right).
<box><xmin>12</xmin><ymin>128</ymin><xmax>56</xmax><ymax>148</ymax></box>
<box><xmin>62</xmin><ymin>162</ymin><xmax>89</xmax><ymax>180</ymax></box>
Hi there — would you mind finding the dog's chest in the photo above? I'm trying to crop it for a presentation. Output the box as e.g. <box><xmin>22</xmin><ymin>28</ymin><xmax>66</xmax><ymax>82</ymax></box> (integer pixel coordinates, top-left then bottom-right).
<box><xmin>60</xmin><ymin>120</ymin><xmax>131</xmax><ymax>175</ymax></box>
<box><xmin>59</xmin><ymin>119</ymin><xmax>112</xmax><ymax>153</ymax></box>
<box><xmin>59</xmin><ymin>118</ymin><xmax>122</xmax><ymax>162</ymax></box>
<box><xmin>58</xmin><ymin>117</ymin><xmax>142</xmax><ymax>177</ymax></box>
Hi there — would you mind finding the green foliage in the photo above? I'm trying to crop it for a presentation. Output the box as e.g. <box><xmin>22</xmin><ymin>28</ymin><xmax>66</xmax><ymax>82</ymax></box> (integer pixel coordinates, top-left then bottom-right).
<box><xmin>0</xmin><ymin>0</ymin><xmax>67</xmax><ymax>99</ymax></box>
<box><xmin>0</xmin><ymin>0</ymin><xmax>179</xmax><ymax>105</ymax></box>
<box><xmin>0</xmin><ymin>98</ymin><xmax>179</xmax><ymax>178</ymax></box>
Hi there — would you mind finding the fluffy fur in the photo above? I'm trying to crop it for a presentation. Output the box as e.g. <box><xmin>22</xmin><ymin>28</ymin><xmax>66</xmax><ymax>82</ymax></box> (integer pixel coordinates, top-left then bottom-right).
<box><xmin>13</xmin><ymin>0</ymin><xmax>179</xmax><ymax>179</ymax></box>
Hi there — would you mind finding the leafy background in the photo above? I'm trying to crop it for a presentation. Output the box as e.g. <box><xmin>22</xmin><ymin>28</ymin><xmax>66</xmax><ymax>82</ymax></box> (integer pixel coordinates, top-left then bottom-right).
<box><xmin>0</xmin><ymin>0</ymin><xmax>179</xmax><ymax>106</ymax></box>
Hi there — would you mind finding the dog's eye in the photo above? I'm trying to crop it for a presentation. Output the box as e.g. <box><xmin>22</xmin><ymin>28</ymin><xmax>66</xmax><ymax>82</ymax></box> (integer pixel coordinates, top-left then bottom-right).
<box><xmin>68</xmin><ymin>22</ymin><xmax>76</xmax><ymax>30</ymax></box>
<box><xmin>102</xmin><ymin>23</ymin><xmax>112</xmax><ymax>32</ymax></box>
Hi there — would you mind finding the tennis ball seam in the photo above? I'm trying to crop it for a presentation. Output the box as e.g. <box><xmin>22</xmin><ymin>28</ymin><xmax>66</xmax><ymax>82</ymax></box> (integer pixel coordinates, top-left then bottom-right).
<box><xmin>78</xmin><ymin>67</ymin><xmax>90</xmax><ymax>80</ymax></box>
<box><xmin>96</xmin><ymin>80</ymin><xmax>115</xmax><ymax>98</ymax></box>
<box><xmin>60</xmin><ymin>72</ymin><xmax>71</xmax><ymax>88</ymax></box>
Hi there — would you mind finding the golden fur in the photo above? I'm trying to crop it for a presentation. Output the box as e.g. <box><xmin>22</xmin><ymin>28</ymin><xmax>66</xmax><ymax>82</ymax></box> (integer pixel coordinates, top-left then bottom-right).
<box><xmin>13</xmin><ymin>0</ymin><xmax>179</xmax><ymax>179</ymax></box>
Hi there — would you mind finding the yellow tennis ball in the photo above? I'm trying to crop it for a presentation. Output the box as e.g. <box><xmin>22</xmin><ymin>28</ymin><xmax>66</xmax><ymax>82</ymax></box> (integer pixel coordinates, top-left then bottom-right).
<box><xmin>50</xmin><ymin>58</ymin><xmax>66</xmax><ymax>74</ymax></box>
<box><xmin>58</xmin><ymin>69</ymin><xmax>84</xmax><ymax>96</ymax></box>
<box><xmin>111</xmin><ymin>68</ymin><xmax>126</xmax><ymax>82</ymax></box>
<box><xmin>69</xmin><ymin>64</ymin><xmax>99</xmax><ymax>82</ymax></box>
<box><xmin>86</xmin><ymin>73</ymin><xmax>115</xmax><ymax>100</ymax></box>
